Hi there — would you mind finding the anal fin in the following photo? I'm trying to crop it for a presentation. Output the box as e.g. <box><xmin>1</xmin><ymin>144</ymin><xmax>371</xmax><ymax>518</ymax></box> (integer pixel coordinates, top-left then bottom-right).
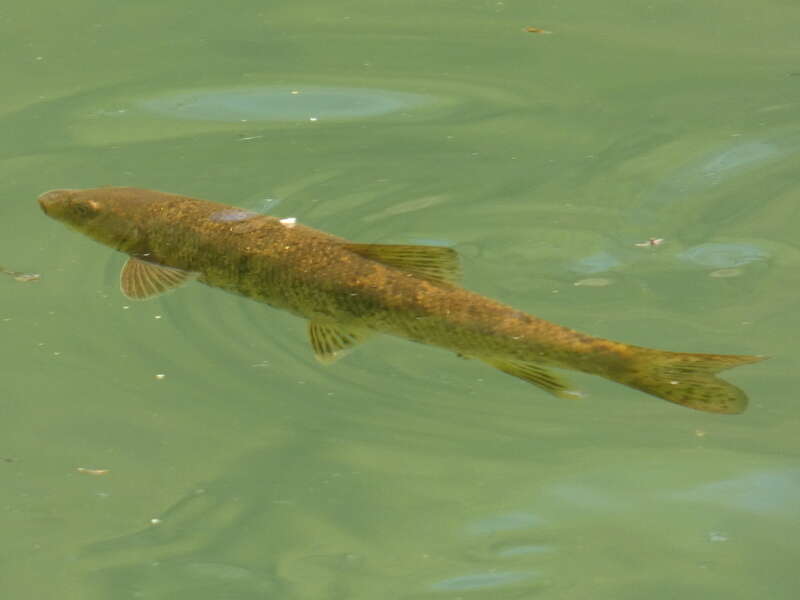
<box><xmin>308</xmin><ymin>321</ymin><xmax>371</xmax><ymax>364</ymax></box>
<box><xmin>483</xmin><ymin>358</ymin><xmax>583</xmax><ymax>399</ymax></box>
<box><xmin>120</xmin><ymin>257</ymin><xmax>197</xmax><ymax>300</ymax></box>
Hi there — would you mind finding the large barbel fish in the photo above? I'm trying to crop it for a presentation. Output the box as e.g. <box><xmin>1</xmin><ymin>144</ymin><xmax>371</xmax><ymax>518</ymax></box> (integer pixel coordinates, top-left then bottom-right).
<box><xmin>38</xmin><ymin>187</ymin><xmax>764</xmax><ymax>414</ymax></box>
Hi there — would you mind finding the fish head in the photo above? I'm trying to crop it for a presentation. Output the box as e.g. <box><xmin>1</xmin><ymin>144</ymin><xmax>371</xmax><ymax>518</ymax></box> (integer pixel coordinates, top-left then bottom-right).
<box><xmin>39</xmin><ymin>189</ymin><xmax>103</xmax><ymax>224</ymax></box>
<box><xmin>38</xmin><ymin>188</ymin><xmax>149</xmax><ymax>252</ymax></box>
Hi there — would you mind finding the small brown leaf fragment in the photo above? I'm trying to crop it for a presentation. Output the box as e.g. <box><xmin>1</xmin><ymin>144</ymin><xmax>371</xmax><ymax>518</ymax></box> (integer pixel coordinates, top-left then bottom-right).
<box><xmin>634</xmin><ymin>238</ymin><xmax>664</xmax><ymax>248</ymax></box>
<box><xmin>524</xmin><ymin>26</ymin><xmax>552</xmax><ymax>34</ymax></box>
<box><xmin>77</xmin><ymin>467</ymin><xmax>110</xmax><ymax>475</ymax></box>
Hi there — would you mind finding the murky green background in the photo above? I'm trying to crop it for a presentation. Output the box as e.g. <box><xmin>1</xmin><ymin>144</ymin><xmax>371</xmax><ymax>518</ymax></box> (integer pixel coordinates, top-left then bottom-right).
<box><xmin>2</xmin><ymin>1</ymin><xmax>799</xmax><ymax>598</ymax></box>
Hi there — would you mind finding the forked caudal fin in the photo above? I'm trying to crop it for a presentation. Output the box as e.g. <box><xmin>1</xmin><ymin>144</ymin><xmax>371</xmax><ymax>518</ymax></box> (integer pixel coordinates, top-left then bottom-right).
<box><xmin>613</xmin><ymin>350</ymin><xmax>766</xmax><ymax>414</ymax></box>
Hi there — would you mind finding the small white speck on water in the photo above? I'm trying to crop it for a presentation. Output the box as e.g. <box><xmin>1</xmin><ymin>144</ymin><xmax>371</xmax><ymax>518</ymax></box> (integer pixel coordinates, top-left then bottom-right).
<box><xmin>708</xmin><ymin>531</ymin><xmax>729</xmax><ymax>542</ymax></box>
<box><xmin>709</xmin><ymin>268</ymin><xmax>742</xmax><ymax>278</ymax></box>
<box><xmin>122</xmin><ymin>305</ymin><xmax>130</xmax><ymax>310</ymax></box>
<box><xmin>154</xmin><ymin>315</ymin><xmax>162</xmax><ymax>320</ymax></box>
<box><xmin>155</xmin><ymin>374</ymin><xmax>166</xmax><ymax>380</ymax></box>
<box><xmin>279</xmin><ymin>217</ymin><xmax>297</xmax><ymax>228</ymax></box>
<box><xmin>150</xmin><ymin>518</ymin><xmax>162</xmax><ymax>525</ymax></box>
<box><xmin>670</xmin><ymin>380</ymin><xmax>679</xmax><ymax>385</ymax></box>
<box><xmin>290</xmin><ymin>90</ymin><xmax>300</xmax><ymax>95</ymax></box>
<box><xmin>574</xmin><ymin>278</ymin><xmax>613</xmax><ymax>287</ymax></box>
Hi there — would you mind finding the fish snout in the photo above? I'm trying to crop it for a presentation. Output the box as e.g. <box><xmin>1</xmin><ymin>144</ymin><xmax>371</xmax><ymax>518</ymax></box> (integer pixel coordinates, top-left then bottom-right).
<box><xmin>38</xmin><ymin>189</ymin><xmax>76</xmax><ymax>216</ymax></box>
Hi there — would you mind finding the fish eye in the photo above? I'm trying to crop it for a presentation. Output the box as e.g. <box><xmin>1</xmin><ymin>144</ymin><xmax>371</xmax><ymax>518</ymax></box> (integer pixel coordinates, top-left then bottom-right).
<box><xmin>73</xmin><ymin>200</ymin><xmax>101</xmax><ymax>218</ymax></box>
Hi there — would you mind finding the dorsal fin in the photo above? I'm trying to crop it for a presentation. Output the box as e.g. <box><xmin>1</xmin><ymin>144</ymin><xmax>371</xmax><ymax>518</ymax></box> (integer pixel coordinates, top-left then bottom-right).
<box><xmin>343</xmin><ymin>243</ymin><xmax>461</xmax><ymax>285</ymax></box>
<box><xmin>120</xmin><ymin>257</ymin><xmax>197</xmax><ymax>300</ymax></box>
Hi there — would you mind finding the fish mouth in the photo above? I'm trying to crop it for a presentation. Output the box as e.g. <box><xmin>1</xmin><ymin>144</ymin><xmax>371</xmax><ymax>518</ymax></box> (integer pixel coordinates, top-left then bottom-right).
<box><xmin>38</xmin><ymin>189</ymin><xmax>75</xmax><ymax>215</ymax></box>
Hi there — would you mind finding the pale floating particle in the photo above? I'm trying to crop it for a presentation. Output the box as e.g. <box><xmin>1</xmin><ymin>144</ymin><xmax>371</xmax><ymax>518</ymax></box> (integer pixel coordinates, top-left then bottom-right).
<box><xmin>695</xmin><ymin>429</ymin><xmax>707</xmax><ymax>438</ymax></box>
<box><xmin>77</xmin><ymin>467</ymin><xmax>110</xmax><ymax>476</ymax></box>
<box><xmin>155</xmin><ymin>373</ymin><xmax>166</xmax><ymax>380</ymax></box>
<box><xmin>309</xmin><ymin>117</ymin><xmax>318</xmax><ymax>122</ymax></box>
<box><xmin>524</xmin><ymin>26</ymin><xmax>552</xmax><ymax>34</ymax></box>
<box><xmin>635</xmin><ymin>238</ymin><xmax>664</xmax><ymax>248</ymax></box>
<box><xmin>150</xmin><ymin>518</ymin><xmax>162</xmax><ymax>525</ymax></box>
<box><xmin>670</xmin><ymin>380</ymin><xmax>680</xmax><ymax>385</ymax></box>
<box><xmin>0</xmin><ymin>266</ymin><xmax>40</xmax><ymax>282</ymax></box>
<box><xmin>154</xmin><ymin>315</ymin><xmax>162</xmax><ymax>319</ymax></box>
<box><xmin>573</xmin><ymin>277</ymin><xmax>613</xmax><ymax>287</ymax></box>
<box><xmin>708</xmin><ymin>531</ymin><xmax>729</xmax><ymax>542</ymax></box>
<box><xmin>709</xmin><ymin>268</ymin><xmax>742</xmax><ymax>278</ymax></box>
<box><xmin>122</xmin><ymin>305</ymin><xmax>130</xmax><ymax>310</ymax></box>
<box><xmin>290</xmin><ymin>90</ymin><xmax>300</xmax><ymax>95</ymax></box>
<box><xmin>279</xmin><ymin>217</ymin><xmax>297</xmax><ymax>229</ymax></box>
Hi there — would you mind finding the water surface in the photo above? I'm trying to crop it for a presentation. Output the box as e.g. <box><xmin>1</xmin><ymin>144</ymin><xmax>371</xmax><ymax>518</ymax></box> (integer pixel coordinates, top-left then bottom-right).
<box><xmin>2</xmin><ymin>1</ymin><xmax>799</xmax><ymax>598</ymax></box>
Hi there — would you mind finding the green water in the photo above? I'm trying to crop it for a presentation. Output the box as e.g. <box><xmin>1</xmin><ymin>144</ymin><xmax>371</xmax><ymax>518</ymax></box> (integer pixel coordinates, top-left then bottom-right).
<box><xmin>3</xmin><ymin>1</ymin><xmax>799</xmax><ymax>598</ymax></box>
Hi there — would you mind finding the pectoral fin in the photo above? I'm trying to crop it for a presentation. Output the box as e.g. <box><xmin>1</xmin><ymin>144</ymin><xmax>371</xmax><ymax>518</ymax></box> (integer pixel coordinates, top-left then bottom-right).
<box><xmin>483</xmin><ymin>358</ymin><xmax>583</xmax><ymax>399</ymax></box>
<box><xmin>308</xmin><ymin>321</ymin><xmax>371</xmax><ymax>364</ymax></box>
<box><xmin>343</xmin><ymin>243</ymin><xmax>461</xmax><ymax>285</ymax></box>
<box><xmin>120</xmin><ymin>257</ymin><xmax>197</xmax><ymax>300</ymax></box>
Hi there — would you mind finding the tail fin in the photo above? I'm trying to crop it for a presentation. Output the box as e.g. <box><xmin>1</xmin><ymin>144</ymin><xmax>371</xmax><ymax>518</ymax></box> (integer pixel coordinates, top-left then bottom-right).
<box><xmin>612</xmin><ymin>350</ymin><xmax>766</xmax><ymax>414</ymax></box>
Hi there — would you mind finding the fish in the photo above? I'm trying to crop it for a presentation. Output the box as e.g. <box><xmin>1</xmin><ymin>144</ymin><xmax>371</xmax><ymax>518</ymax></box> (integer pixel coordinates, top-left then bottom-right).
<box><xmin>38</xmin><ymin>187</ymin><xmax>765</xmax><ymax>414</ymax></box>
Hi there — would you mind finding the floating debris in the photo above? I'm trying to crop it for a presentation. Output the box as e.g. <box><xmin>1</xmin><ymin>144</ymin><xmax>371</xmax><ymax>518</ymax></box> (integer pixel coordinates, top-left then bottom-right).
<box><xmin>709</xmin><ymin>268</ymin><xmax>743</xmax><ymax>278</ymax></box>
<box><xmin>155</xmin><ymin>373</ymin><xmax>166</xmax><ymax>380</ymax></box>
<box><xmin>77</xmin><ymin>467</ymin><xmax>110</xmax><ymax>476</ymax></box>
<box><xmin>279</xmin><ymin>217</ymin><xmax>297</xmax><ymax>229</ymax></box>
<box><xmin>634</xmin><ymin>238</ymin><xmax>664</xmax><ymax>248</ymax></box>
<box><xmin>524</xmin><ymin>26</ymin><xmax>552</xmax><ymax>34</ymax></box>
<box><xmin>574</xmin><ymin>278</ymin><xmax>613</xmax><ymax>287</ymax></box>
<box><xmin>0</xmin><ymin>265</ymin><xmax>40</xmax><ymax>282</ymax></box>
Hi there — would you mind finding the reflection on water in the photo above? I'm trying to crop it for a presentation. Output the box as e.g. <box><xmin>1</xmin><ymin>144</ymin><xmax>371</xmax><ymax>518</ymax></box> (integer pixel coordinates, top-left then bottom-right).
<box><xmin>134</xmin><ymin>86</ymin><xmax>430</xmax><ymax>122</ymax></box>
<box><xmin>6</xmin><ymin>0</ymin><xmax>800</xmax><ymax>597</ymax></box>
<box><xmin>80</xmin><ymin>447</ymin><xmax>799</xmax><ymax>599</ymax></box>
<box><xmin>677</xmin><ymin>243</ymin><xmax>770</xmax><ymax>269</ymax></box>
